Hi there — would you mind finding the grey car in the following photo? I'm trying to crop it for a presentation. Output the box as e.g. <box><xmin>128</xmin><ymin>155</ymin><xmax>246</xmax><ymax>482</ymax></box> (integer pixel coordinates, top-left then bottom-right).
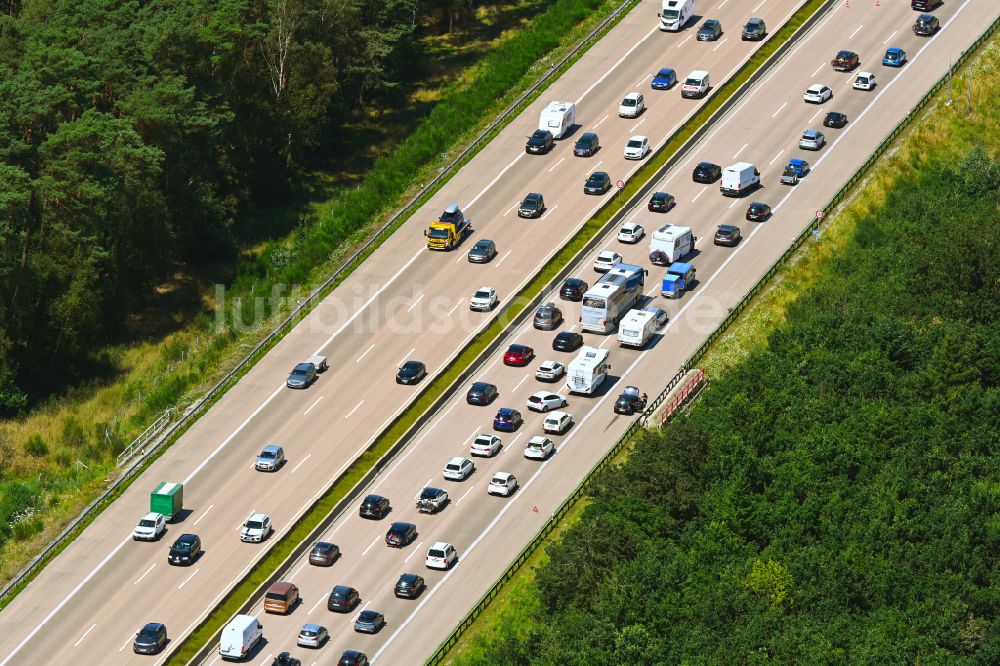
<box><xmin>286</xmin><ymin>362</ymin><xmax>317</xmax><ymax>389</ymax></box>
<box><xmin>394</xmin><ymin>573</ymin><xmax>426</xmax><ymax>599</ymax></box>
<box><xmin>574</xmin><ymin>132</ymin><xmax>599</xmax><ymax>157</ymax></box>
<box><xmin>533</xmin><ymin>302</ymin><xmax>563</xmax><ymax>330</ymax></box>
<box><xmin>697</xmin><ymin>19</ymin><xmax>722</xmax><ymax>41</ymax></box>
<box><xmin>799</xmin><ymin>129</ymin><xmax>826</xmax><ymax>150</ymax></box>
<box><xmin>255</xmin><ymin>445</ymin><xmax>284</xmax><ymax>472</ymax></box>
<box><xmin>133</xmin><ymin>623</ymin><xmax>167</xmax><ymax>655</ymax></box>
<box><xmin>518</xmin><ymin>192</ymin><xmax>546</xmax><ymax>218</ymax></box>
<box><xmin>467</xmin><ymin>239</ymin><xmax>497</xmax><ymax>263</ymax></box>
<box><xmin>309</xmin><ymin>541</ymin><xmax>340</xmax><ymax>566</ymax></box>
<box><xmin>354</xmin><ymin>610</ymin><xmax>385</xmax><ymax>634</ymax></box>
<box><xmin>742</xmin><ymin>17</ymin><xmax>766</xmax><ymax>40</ymax></box>
<box><xmin>297</xmin><ymin>623</ymin><xmax>329</xmax><ymax>648</ymax></box>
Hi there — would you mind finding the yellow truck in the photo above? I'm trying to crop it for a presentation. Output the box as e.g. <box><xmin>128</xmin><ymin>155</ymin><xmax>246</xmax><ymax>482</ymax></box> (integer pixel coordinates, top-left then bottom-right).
<box><xmin>425</xmin><ymin>204</ymin><xmax>472</xmax><ymax>250</ymax></box>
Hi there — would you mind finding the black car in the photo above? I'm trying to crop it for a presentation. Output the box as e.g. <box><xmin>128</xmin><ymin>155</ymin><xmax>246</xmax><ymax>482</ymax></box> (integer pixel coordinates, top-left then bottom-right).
<box><xmin>614</xmin><ymin>388</ymin><xmax>647</xmax><ymax>415</ymax></box>
<box><xmin>359</xmin><ymin>494</ymin><xmax>390</xmax><ymax>519</ymax></box>
<box><xmin>467</xmin><ymin>239</ymin><xmax>497</xmax><ymax>263</ymax></box>
<box><xmin>647</xmin><ymin>191</ymin><xmax>675</xmax><ymax>212</ymax></box>
<box><xmin>574</xmin><ymin>132</ymin><xmax>600</xmax><ymax>157</ymax></box>
<box><xmin>560</xmin><ymin>278</ymin><xmax>588</xmax><ymax>301</ymax></box>
<box><xmin>133</xmin><ymin>623</ymin><xmax>167</xmax><ymax>655</ymax></box>
<box><xmin>746</xmin><ymin>202</ymin><xmax>771</xmax><ymax>221</ymax></box>
<box><xmin>911</xmin><ymin>0</ymin><xmax>940</xmax><ymax>10</ymax></box>
<box><xmin>309</xmin><ymin>541</ymin><xmax>340</xmax><ymax>566</ymax></box>
<box><xmin>692</xmin><ymin>161</ymin><xmax>722</xmax><ymax>183</ymax></box>
<box><xmin>338</xmin><ymin>651</ymin><xmax>369</xmax><ymax>666</ymax></box>
<box><xmin>385</xmin><ymin>522</ymin><xmax>417</xmax><ymax>548</ymax></box>
<box><xmin>466</xmin><ymin>381</ymin><xmax>499</xmax><ymax>405</ymax></box>
<box><xmin>518</xmin><ymin>193</ymin><xmax>546</xmax><ymax>218</ymax></box>
<box><xmin>584</xmin><ymin>171</ymin><xmax>612</xmax><ymax>195</ymax></box>
<box><xmin>272</xmin><ymin>654</ymin><xmax>302</xmax><ymax>666</ymax></box>
<box><xmin>533</xmin><ymin>302</ymin><xmax>563</xmax><ymax>330</ymax></box>
<box><xmin>741</xmin><ymin>18</ymin><xmax>766</xmax><ymax>40</ymax></box>
<box><xmin>327</xmin><ymin>585</ymin><xmax>360</xmax><ymax>612</ymax></box>
<box><xmin>697</xmin><ymin>19</ymin><xmax>722</xmax><ymax>41</ymax></box>
<box><xmin>913</xmin><ymin>13</ymin><xmax>939</xmax><ymax>36</ymax></box>
<box><xmin>823</xmin><ymin>111</ymin><xmax>848</xmax><ymax>129</ymax></box>
<box><xmin>552</xmin><ymin>331</ymin><xmax>583</xmax><ymax>352</ymax></box>
<box><xmin>167</xmin><ymin>534</ymin><xmax>200</xmax><ymax>566</ymax></box>
<box><xmin>525</xmin><ymin>129</ymin><xmax>554</xmax><ymax>154</ymax></box>
<box><xmin>394</xmin><ymin>573</ymin><xmax>426</xmax><ymax>599</ymax></box>
<box><xmin>395</xmin><ymin>360</ymin><xmax>427</xmax><ymax>385</ymax></box>
<box><xmin>714</xmin><ymin>224</ymin><xmax>742</xmax><ymax>247</ymax></box>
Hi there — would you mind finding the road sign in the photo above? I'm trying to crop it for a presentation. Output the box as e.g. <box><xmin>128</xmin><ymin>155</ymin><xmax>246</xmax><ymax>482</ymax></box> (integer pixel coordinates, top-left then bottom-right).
<box><xmin>815</xmin><ymin>210</ymin><xmax>825</xmax><ymax>219</ymax></box>
<box><xmin>616</xmin><ymin>179</ymin><xmax>625</xmax><ymax>189</ymax></box>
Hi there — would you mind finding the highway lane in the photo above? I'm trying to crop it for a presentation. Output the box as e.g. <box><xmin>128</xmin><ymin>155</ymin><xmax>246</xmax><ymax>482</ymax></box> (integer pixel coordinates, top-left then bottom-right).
<box><xmin>0</xmin><ymin>0</ymin><xmax>810</xmax><ymax>663</ymax></box>
<box><xmin>205</xmin><ymin>1</ymin><xmax>998</xmax><ymax>663</ymax></box>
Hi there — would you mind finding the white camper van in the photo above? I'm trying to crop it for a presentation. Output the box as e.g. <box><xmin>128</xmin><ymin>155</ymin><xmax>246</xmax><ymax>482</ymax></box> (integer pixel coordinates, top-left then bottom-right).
<box><xmin>660</xmin><ymin>0</ymin><xmax>694</xmax><ymax>31</ymax></box>
<box><xmin>219</xmin><ymin>614</ymin><xmax>263</xmax><ymax>661</ymax></box>
<box><xmin>617</xmin><ymin>309</ymin><xmax>658</xmax><ymax>348</ymax></box>
<box><xmin>539</xmin><ymin>101</ymin><xmax>576</xmax><ymax>139</ymax></box>
<box><xmin>648</xmin><ymin>224</ymin><xmax>694</xmax><ymax>266</ymax></box>
<box><xmin>720</xmin><ymin>162</ymin><xmax>761</xmax><ymax>197</ymax></box>
<box><xmin>566</xmin><ymin>346</ymin><xmax>611</xmax><ymax>394</ymax></box>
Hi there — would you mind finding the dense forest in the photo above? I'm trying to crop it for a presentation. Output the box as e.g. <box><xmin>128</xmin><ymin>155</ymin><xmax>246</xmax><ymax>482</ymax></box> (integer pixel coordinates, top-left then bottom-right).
<box><xmin>467</xmin><ymin>145</ymin><xmax>1000</xmax><ymax>662</ymax></box>
<box><xmin>0</xmin><ymin>0</ymin><xmax>505</xmax><ymax>408</ymax></box>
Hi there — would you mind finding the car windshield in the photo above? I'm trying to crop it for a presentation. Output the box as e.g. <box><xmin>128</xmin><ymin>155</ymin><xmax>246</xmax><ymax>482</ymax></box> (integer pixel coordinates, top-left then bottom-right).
<box><xmin>427</xmin><ymin>228</ymin><xmax>449</xmax><ymax>239</ymax></box>
<box><xmin>474</xmin><ymin>290</ymin><xmax>491</xmax><ymax>299</ymax></box>
<box><xmin>260</xmin><ymin>450</ymin><xmax>277</xmax><ymax>459</ymax></box>
<box><xmin>359</xmin><ymin>611</ymin><xmax>378</xmax><ymax>621</ymax></box>
<box><xmin>587</xmin><ymin>175</ymin><xmax>604</xmax><ymax>185</ymax></box>
<box><xmin>531</xmin><ymin>131</ymin><xmax>547</xmax><ymax>140</ymax></box>
<box><xmin>622</xmin><ymin>98</ymin><xmax>636</xmax><ymax>106</ymax></box>
<box><xmin>138</xmin><ymin>628</ymin><xmax>159</xmax><ymax>640</ymax></box>
<box><xmin>473</xmin><ymin>241</ymin><xmax>490</xmax><ymax>250</ymax></box>
<box><xmin>401</xmin><ymin>362</ymin><xmax>419</xmax><ymax>372</ymax></box>
<box><xmin>246</xmin><ymin>520</ymin><xmax>264</xmax><ymax>530</ymax></box>
<box><xmin>684</xmin><ymin>78</ymin><xmax>700</xmax><ymax>86</ymax></box>
<box><xmin>291</xmin><ymin>367</ymin><xmax>309</xmax><ymax>376</ymax></box>
<box><xmin>658</xmin><ymin>70</ymin><xmax>672</xmax><ymax>77</ymax></box>
<box><xmin>139</xmin><ymin>519</ymin><xmax>156</xmax><ymax>527</ymax></box>
<box><xmin>420</xmin><ymin>488</ymin><xmax>439</xmax><ymax>499</ymax></box>
<box><xmin>663</xmin><ymin>9</ymin><xmax>679</xmax><ymax>18</ymax></box>
<box><xmin>838</xmin><ymin>51</ymin><xmax>852</xmax><ymax>58</ymax></box>
<box><xmin>313</xmin><ymin>543</ymin><xmax>331</xmax><ymax>552</ymax></box>
<box><xmin>627</xmin><ymin>139</ymin><xmax>644</xmax><ymax>148</ymax></box>
<box><xmin>173</xmin><ymin>541</ymin><xmax>193</xmax><ymax>552</ymax></box>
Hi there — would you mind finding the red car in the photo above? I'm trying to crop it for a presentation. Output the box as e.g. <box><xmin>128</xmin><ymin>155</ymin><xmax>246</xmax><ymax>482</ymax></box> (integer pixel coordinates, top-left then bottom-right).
<box><xmin>823</xmin><ymin>111</ymin><xmax>848</xmax><ymax>128</ymax></box>
<box><xmin>503</xmin><ymin>344</ymin><xmax>535</xmax><ymax>367</ymax></box>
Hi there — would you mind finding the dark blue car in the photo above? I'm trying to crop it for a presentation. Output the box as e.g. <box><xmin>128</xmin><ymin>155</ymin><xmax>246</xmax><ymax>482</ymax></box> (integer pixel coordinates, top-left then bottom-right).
<box><xmin>651</xmin><ymin>68</ymin><xmax>677</xmax><ymax>90</ymax></box>
<box><xmin>882</xmin><ymin>47</ymin><xmax>906</xmax><ymax>67</ymax></box>
<box><xmin>493</xmin><ymin>408</ymin><xmax>523</xmax><ymax>432</ymax></box>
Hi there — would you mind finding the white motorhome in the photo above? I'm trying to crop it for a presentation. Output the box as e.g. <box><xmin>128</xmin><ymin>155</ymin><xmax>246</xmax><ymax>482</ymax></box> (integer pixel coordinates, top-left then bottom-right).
<box><xmin>648</xmin><ymin>224</ymin><xmax>694</xmax><ymax>266</ymax></box>
<box><xmin>720</xmin><ymin>162</ymin><xmax>761</xmax><ymax>197</ymax></box>
<box><xmin>566</xmin><ymin>346</ymin><xmax>611</xmax><ymax>395</ymax></box>
<box><xmin>660</xmin><ymin>0</ymin><xmax>694</xmax><ymax>31</ymax></box>
<box><xmin>617</xmin><ymin>309</ymin><xmax>658</xmax><ymax>348</ymax></box>
<box><xmin>539</xmin><ymin>101</ymin><xmax>576</xmax><ymax>139</ymax></box>
<box><xmin>220</xmin><ymin>614</ymin><xmax>263</xmax><ymax>661</ymax></box>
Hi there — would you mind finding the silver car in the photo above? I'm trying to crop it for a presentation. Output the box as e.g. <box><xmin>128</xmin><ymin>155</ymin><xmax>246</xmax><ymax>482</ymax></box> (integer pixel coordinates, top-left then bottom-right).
<box><xmin>297</xmin><ymin>623</ymin><xmax>328</xmax><ymax>648</ymax></box>
<box><xmin>798</xmin><ymin>129</ymin><xmax>825</xmax><ymax>150</ymax></box>
<box><xmin>255</xmin><ymin>445</ymin><xmax>284</xmax><ymax>471</ymax></box>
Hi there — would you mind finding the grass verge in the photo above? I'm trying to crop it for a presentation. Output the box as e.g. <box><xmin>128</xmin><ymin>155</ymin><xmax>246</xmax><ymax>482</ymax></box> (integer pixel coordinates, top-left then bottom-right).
<box><xmin>434</xmin><ymin>26</ymin><xmax>1000</xmax><ymax>666</ymax></box>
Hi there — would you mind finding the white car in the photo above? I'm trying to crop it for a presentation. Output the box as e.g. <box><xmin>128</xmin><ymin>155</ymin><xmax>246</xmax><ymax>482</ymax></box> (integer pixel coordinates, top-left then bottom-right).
<box><xmin>535</xmin><ymin>359</ymin><xmax>566</xmax><ymax>382</ymax></box>
<box><xmin>132</xmin><ymin>512</ymin><xmax>166</xmax><ymax>541</ymax></box>
<box><xmin>240</xmin><ymin>512</ymin><xmax>272</xmax><ymax>543</ymax></box>
<box><xmin>425</xmin><ymin>541</ymin><xmax>458</xmax><ymax>570</ymax></box>
<box><xmin>527</xmin><ymin>391</ymin><xmax>567</xmax><ymax>412</ymax></box>
<box><xmin>594</xmin><ymin>250</ymin><xmax>622</xmax><ymax>273</ymax></box>
<box><xmin>543</xmin><ymin>410</ymin><xmax>574</xmax><ymax>435</ymax></box>
<box><xmin>488</xmin><ymin>472</ymin><xmax>519</xmax><ymax>497</ymax></box>
<box><xmin>524</xmin><ymin>435</ymin><xmax>555</xmax><ymax>460</ymax></box>
<box><xmin>443</xmin><ymin>455</ymin><xmax>475</xmax><ymax>480</ymax></box>
<box><xmin>645</xmin><ymin>306</ymin><xmax>668</xmax><ymax>327</ymax></box>
<box><xmin>853</xmin><ymin>71</ymin><xmax>876</xmax><ymax>90</ymax></box>
<box><xmin>470</xmin><ymin>433</ymin><xmax>502</xmax><ymax>457</ymax></box>
<box><xmin>799</xmin><ymin>129</ymin><xmax>826</xmax><ymax>151</ymax></box>
<box><xmin>617</xmin><ymin>222</ymin><xmax>644</xmax><ymax>243</ymax></box>
<box><xmin>618</xmin><ymin>92</ymin><xmax>645</xmax><ymax>118</ymax></box>
<box><xmin>624</xmin><ymin>134</ymin><xmax>650</xmax><ymax>160</ymax></box>
<box><xmin>469</xmin><ymin>287</ymin><xmax>498</xmax><ymax>311</ymax></box>
<box><xmin>803</xmin><ymin>83</ymin><xmax>833</xmax><ymax>103</ymax></box>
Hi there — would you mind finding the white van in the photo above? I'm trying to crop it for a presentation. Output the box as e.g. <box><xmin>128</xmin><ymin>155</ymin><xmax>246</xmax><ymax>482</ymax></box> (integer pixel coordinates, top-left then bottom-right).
<box><xmin>681</xmin><ymin>70</ymin><xmax>710</xmax><ymax>99</ymax></box>
<box><xmin>219</xmin><ymin>614</ymin><xmax>263</xmax><ymax>661</ymax></box>
<box><xmin>617</xmin><ymin>309</ymin><xmax>658</xmax><ymax>348</ymax></box>
<box><xmin>648</xmin><ymin>224</ymin><xmax>694</xmax><ymax>266</ymax></box>
<box><xmin>720</xmin><ymin>162</ymin><xmax>761</xmax><ymax>197</ymax></box>
<box><xmin>539</xmin><ymin>101</ymin><xmax>576</xmax><ymax>139</ymax></box>
<box><xmin>543</xmin><ymin>411</ymin><xmax>574</xmax><ymax>435</ymax></box>
<box><xmin>660</xmin><ymin>0</ymin><xmax>694</xmax><ymax>31</ymax></box>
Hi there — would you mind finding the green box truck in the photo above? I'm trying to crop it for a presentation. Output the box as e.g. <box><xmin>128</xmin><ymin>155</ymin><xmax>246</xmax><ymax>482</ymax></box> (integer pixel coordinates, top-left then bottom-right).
<box><xmin>150</xmin><ymin>482</ymin><xmax>184</xmax><ymax>521</ymax></box>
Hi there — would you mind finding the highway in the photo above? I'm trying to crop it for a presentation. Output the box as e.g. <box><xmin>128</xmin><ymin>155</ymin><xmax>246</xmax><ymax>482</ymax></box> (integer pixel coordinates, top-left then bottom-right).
<box><xmin>0</xmin><ymin>0</ymin><xmax>813</xmax><ymax>663</ymax></box>
<box><xmin>191</xmin><ymin>0</ymin><xmax>998</xmax><ymax>664</ymax></box>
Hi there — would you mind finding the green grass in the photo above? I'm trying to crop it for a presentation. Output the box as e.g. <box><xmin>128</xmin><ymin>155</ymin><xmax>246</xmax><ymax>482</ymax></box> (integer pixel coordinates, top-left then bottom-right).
<box><xmin>429</xmin><ymin>25</ymin><xmax>1000</xmax><ymax>666</ymax></box>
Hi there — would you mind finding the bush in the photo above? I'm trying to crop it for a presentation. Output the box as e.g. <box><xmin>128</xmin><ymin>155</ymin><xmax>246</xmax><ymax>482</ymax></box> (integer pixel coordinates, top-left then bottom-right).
<box><xmin>24</xmin><ymin>435</ymin><xmax>48</xmax><ymax>458</ymax></box>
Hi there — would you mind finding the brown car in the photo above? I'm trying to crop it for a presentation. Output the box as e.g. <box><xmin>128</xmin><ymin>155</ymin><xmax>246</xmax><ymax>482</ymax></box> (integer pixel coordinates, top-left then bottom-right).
<box><xmin>831</xmin><ymin>50</ymin><xmax>859</xmax><ymax>71</ymax></box>
<box><xmin>264</xmin><ymin>581</ymin><xmax>299</xmax><ymax>614</ymax></box>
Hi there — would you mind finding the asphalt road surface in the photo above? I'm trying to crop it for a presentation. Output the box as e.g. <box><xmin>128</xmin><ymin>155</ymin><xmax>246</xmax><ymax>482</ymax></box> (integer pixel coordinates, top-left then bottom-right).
<box><xmin>0</xmin><ymin>0</ymin><xmax>993</xmax><ymax>664</ymax></box>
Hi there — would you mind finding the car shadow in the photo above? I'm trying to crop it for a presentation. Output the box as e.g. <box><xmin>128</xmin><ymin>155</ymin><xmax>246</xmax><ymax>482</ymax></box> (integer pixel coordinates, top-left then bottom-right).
<box><xmin>170</xmin><ymin>509</ymin><xmax>193</xmax><ymax>524</ymax></box>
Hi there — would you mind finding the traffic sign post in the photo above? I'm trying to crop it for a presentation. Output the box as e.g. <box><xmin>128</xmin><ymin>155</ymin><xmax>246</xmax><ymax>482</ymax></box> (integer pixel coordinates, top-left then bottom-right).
<box><xmin>615</xmin><ymin>179</ymin><xmax>625</xmax><ymax>189</ymax></box>
<box><xmin>815</xmin><ymin>210</ymin><xmax>825</xmax><ymax>220</ymax></box>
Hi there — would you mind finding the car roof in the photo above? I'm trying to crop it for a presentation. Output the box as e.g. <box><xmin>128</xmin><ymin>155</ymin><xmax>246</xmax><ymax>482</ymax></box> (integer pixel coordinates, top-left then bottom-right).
<box><xmin>248</xmin><ymin>512</ymin><xmax>268</xmax><ymax>521</ymax></box>
<box><xmin>332</xmin><ymin>585</ymin><xmax>355</xmax><ymax>593</ymax></box>
<box><xmin>837</xmin><ymin>50</ymin><xmax>856</xmax><ymax>56</ymax></box>
<box><xmin>589</xmin><ymin>170</ymin><xmax>609</xmax><ymax>178</ymax></box>
<box><xmin>178</xmin><ymin>533</ymin><xmax>198</xmax><ymax>542</ymax></box>
<box><xmin>430</xmin><ymin>541</ymin><xmax>452</xmax><ymax>549</ymax></box>
<box><xmin>525</xmin><ymin>192</ymin><xmax>542</xmax><ymax>200</ymax></box>
<box><xmin>492</xmin><ymin>471</ymin><xmax>514</xmax><ymax>480</ymax></box>
<box><xmin>750</xmin><ymin>202</ymin><xmax>769</xmax><ymax>208</ymax></box>
<box><xmin>747</xmin><ymin>17</ymin><xmax>764</xmax><ymax>25</ymax></box>
<box><xmin>261</xmin><ymin>444</ymin><xmax>282</xmax><ymax>452</ymax></box>
<box><xmin>141</xmin><ymin>512</ymin><xmax>162</xmax><ymax>521</ymax></box>
<box><xmin>556</xmin><ymin>330</ymin><xmax>579</xmax><ymax>338</ymax></box>
<box><xmin>802</xmin><ymin>129</ymin><xmax>819</xmax><ymax>137</ymax></box>
<box><xmin>313</xmin><ymin>541</ymin><xmax>335</xmax><ymax>549</ymax></box>
<box><xmin>528</xmin><ymin>435</ymin><xmax>552</xmax><ymax>444</ymax></box>
<box><xmin>624</xmin><ymin>92</ymin><xmax>641</xmax><ymax>99</ymax></box>
<box><xmin>448</xmin><ymin>456</ymin><xmax>468</xmax><ymax>464</ymax></box>
<box><xmin>546</xmin><ymin>410</ymin><xmax>569</xmax><ymax>418</ymax></box>
<box><xmin>807</xmin><ymin>83</ymin><xmax>826</xmax><ymax>90</ymax></box>
<box><xmin>509</xmin><ymin>343</ymin><xmax>531</xmax><ymax>350</ymax></box>
<box><xmin>363</xmin><ymin>494</ymin><xmax>385</xmax><ymax>502</ymax></box>
<box><xmin>628</xmin><ymin>134</ymin><xmax>647</xmax><ymax>141</ymax></box>
<box><xmin>269</xmin><ymin>581</ymin><xmax>295</xmax><ymax>593</ymax></box>
<box><xmin>655</xmin><ymin>68</ymin><xmax>675</xmax><ymax>75</ymax></box>
<box><xmin>857</xmin><ymin>70</ymin><xmax>873</xmax><ymax>76</ymax></box>
<box><xmin>789</xmin><ymin>158</ymin><xmax>807</xmax><ymax>165</ymax></box>
<box><xmin>302</xmin><ymin>623</ymin><xmax>322</xmax><ymax>632</ymax></box>
<box><xmin>398</xmin><ymin>572</ymin><xmax>420</xmax><ymax>581</ymax></box>
<box><xmin>718</xmin><ymin>224</ymin><xmax>739</xmax><ymax>231</ymax></box>
<box><xmin>598</xmin><ymin>250</ymin><xmax>617</xmax><ymax>256</ymax></box>
<box><xmin>471</xmin><ymin>381</ymin><xmax>494</xmax><ymax>389</ymax></box>
<box><xmin>886</xmin><ymin>47</ymin><xmax>903</xmax><ymax>53</ymax></box>
<box><xmin>473</xmin><ymin>239</ymin><xmax>493</xmax><ymax>246</ymax></box>
<box><xmin>622</xmin><ymin>221</ymin><xmax>640</xmax><ymax>229</ymax></box>
<box><xmin>142</xmin><ymin>622</ymin><xmax>166</xmax><ymax>631</ymax></box>
<box><xmin>578</xmin><ymin>132</ymin><xmax>597</xmax><ymax>140</ymax></box>
<box><xmin>497</xmin><ymin>407</ymin><xmax>517</xmax><ymax>415</ymax></box>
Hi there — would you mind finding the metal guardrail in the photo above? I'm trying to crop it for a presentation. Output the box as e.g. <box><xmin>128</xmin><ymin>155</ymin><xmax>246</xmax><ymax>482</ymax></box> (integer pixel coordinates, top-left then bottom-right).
<box><xmin>0</xmin><ymin>0</ymin><xmax>640</xmax><ymax>606</ymax></box>
<box><xmin>115</xmin><ymin>410</ymin><xmax>173</xmax><ymax>466</ymax></box>
<box><xmin>423</xmin><ymin>13</ymin><xmax>1000</xmax><ymax>665</ymax></box>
